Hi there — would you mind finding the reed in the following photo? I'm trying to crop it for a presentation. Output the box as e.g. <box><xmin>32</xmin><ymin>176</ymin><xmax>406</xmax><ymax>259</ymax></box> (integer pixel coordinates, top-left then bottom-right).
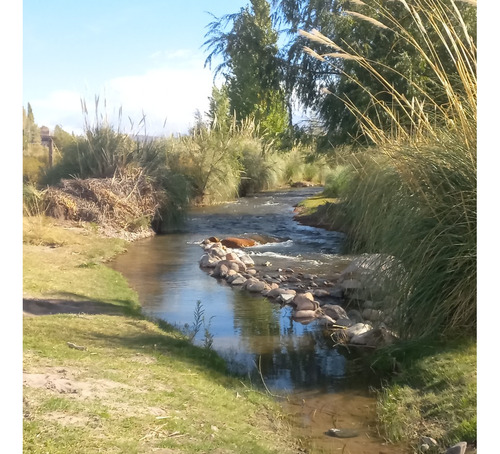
<box><xmin>301</xmin><ymin>0</ymin><xmax>476</xmax><ymax>338</ymax></box>
<box><xmin>23</xmin><ymin>183</ymin><xmax>46</xmax><ymax>217</ymax></box>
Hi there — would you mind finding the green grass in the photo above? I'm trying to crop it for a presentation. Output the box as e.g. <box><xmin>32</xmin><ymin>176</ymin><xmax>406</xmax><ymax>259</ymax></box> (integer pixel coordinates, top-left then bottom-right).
<box><xmin>23</xmin><ymin>216</ymin><xmax>299</xmax><ymax>453</ymax></box>
<box><xmin>24</xmin><ymin>315</ymin><xmax>296</xmax><ymax>454</ymax></box>
<box><xmin>294</xmin><ymin>194</ymin><xmax>351</xmax><ymax>235</ymax></box>
<box><xmin>295</xmin><ymin>195</ymin><xmax>338</xmax><ymax>215</ymax></box>
<box><xmin>23</xmin><ymin>217</ymin><xmax>137</xmax><ymax>311</ymax></box>
<box><xmin>374</xmin><ymin>338</ymin><xmax>476</xmax><ymax>450</ymax></box>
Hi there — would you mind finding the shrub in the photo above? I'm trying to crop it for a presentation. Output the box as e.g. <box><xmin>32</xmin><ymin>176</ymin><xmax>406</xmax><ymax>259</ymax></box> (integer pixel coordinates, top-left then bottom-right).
<box><xmin>301</xmin><ymin>0</ymin><xmax>476</xmax><ymax>338</ymax></box>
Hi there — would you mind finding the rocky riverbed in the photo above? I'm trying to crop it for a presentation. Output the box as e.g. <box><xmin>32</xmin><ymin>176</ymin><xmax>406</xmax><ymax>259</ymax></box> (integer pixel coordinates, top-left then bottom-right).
<box><xmin>198</xmin><ymin>235</ymin><xmax>400</xmax><ymax>350</ymax></box>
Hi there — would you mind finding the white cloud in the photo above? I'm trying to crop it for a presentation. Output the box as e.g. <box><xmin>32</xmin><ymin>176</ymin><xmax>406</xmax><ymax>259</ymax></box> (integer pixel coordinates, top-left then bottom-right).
<box><xmin>28</xmin><ymin>56</ymin><xmax>216</xmax><ymax>136</ymax></box>
<box><xmin>105</xmin><ymin>62</ymin><xmax>214</xmax><ymax>135</ymax></box>
<box><xmin>29</xmin><ymin>90</ymin><xmax>86</xmax><ymax>135</ymax></box>
<box><xmin>149</xmin><ymin>49</ymin><xmax>193</xmax><ymax>61</ymax></box>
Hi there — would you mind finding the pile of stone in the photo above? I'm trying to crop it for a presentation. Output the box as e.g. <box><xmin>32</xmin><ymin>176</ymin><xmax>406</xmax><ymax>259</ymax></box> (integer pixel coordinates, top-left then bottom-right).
<box><xmin>198</xmin><ymin>237</ymin><xmax>400</xmax><ymax>349</ymax></box>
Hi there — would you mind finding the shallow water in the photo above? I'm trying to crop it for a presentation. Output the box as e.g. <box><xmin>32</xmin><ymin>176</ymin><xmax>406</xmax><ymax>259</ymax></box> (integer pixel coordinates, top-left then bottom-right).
<box><xmin>111</xmin><ymin>187</ymin><xmax>407</xmax><ymax>452</ymax></box>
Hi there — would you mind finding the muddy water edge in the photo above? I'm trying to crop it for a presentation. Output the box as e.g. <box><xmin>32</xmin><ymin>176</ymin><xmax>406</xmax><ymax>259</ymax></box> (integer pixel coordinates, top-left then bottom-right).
<box><xmin>111</xmin><ymin>187</ymin><xmax>408</xmax><ymax>453</ymax></box>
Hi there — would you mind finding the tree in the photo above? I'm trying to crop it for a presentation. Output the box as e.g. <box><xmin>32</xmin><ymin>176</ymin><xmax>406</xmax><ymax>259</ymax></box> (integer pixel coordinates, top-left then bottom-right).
<box><xmin>204</xmin><ymin>0</ymin><xmax>289</xmax><ymax>142</ymax></box>
<box><xmin>23</xmin><ymin>103</ymin><xmax>41</xmax><ymax>149</ymax></box>
<box><xmin>53</xmin><ymin>125</ymin><xmax>75</xmax><ymax>150</ymax></box>
<box><xmin>206</xmin><ymin>84</ymin><xmax>233</xmax><ymax>133</ymax></box>
<box><xmin>273</xmin><ymin>0</ymin><xmax>476</xmax><ymax>146</ymax></box>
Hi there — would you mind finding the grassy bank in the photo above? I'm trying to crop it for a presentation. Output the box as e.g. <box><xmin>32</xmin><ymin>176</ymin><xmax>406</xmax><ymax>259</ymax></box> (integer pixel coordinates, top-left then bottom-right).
<box><xmin>293</xmin><ymin>195</ymin><xmax>350</xmax><ymax>235</ymax></box>
<box><xmin>374</xmin><ymin>338</ymin><xmax>476</xmax><ymax>450</ymax></box>
<box><xmin>23</xmin><ymin>216</ymin><xmax>298</xmax><ymax>453</ymax></box>
<box><xmin>295</xmin><ymin>197</ymin><xmax>477</xmax><ymax>450</ymax></box>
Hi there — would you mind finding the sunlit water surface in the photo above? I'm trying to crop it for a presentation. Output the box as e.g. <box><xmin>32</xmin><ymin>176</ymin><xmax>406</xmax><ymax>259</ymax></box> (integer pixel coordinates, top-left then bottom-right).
<box><xmin>112</xmin><ymin>187</ymin><xmax>408</xmax><ymax>453</ymax></box>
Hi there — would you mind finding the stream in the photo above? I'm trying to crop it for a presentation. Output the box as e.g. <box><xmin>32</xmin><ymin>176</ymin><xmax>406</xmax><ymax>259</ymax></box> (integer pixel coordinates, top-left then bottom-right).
<box><xmin>112</xmin><ymin>187</ymin><xmax>407</xmax><ymax>453</ymax></box>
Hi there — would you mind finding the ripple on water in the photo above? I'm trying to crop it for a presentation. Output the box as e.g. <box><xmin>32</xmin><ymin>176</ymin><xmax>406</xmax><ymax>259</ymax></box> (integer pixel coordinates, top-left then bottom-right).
<box><xmin>110</xmin><ymin>188</ymin><xmax>404</xmax><ymax>452</ymax></box>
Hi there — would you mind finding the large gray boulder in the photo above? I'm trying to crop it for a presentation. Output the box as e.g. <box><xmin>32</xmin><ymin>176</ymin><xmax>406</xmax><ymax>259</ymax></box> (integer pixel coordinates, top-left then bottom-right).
<box><xmin>362</xmin><ymin>308</ymin><xmax>383</xmax><ymax>322</ymax></box>
<box><xmin>350</xmin><ymin>326</ymin><xmax>398</xmax><ymax>348</ymax></box>
<box><xmin>244</xmin><ymin>278</ymin><xmax>270</xmax><ymax>293</ymax></box>
<box><xmin>199</xmin><ymin>253</ymin><xmax>220</xmax><ymax>268</ymax></box>
<box><xmin>313</xmin><ymin>289</ymin><xmax>330</xmax><ymax>298</ymax></box>
<box><xmin>322</xmin><ymin>304</ymin><xmax>348</xmax><ymax>321</ymax></box>
<box><xmin>229</xmin><ymin>275</ymin><xmax>247</xmax><ymax>285</ymax></box>
<box><xmin>278</xmin><ymin>292</ymin><xmax>296</xmax><ymax>304</ymax></box>
<box><xmin>345</xmin><ymin>323</ymin><xmax>372</xmax><ymax>339</ymax></box>
<box><xmin>209</xmin><ymin>246</ymin><xmax>227</xmax><ymax>259</ymax></box>
<box><xmin>445</xmin><ymin>442</ymin><xmax>467</xmax><ymax>454</ymax></box>
<box><xmin>238</xmin><ymin>254</ymin><xmax>255</xmax><ymax>266</ymax></box>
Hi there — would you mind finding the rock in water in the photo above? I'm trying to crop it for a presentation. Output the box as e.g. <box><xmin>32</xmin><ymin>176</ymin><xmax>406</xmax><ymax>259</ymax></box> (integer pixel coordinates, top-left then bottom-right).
<box><xmin>221</xmin><ymin>237</ymin><xmax>256</xmax><ymax>248</ymax></box>
<box><xmin>326</xmin><ymin>428</ymin><xmax>359</xmax><ymax>438</ymax></box>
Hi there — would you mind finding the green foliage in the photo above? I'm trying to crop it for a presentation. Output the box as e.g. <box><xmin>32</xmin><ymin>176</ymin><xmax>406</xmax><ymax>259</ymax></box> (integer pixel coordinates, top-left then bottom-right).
<box><xmin>23</xmin><ymin>104</ymin><xmax>52</xmax><ymax>184</ymax></box>
<box><xmin>335</xmin><ymin>139</ymin><xmax>476</xmax><ymax>338</ymax></box>
<box><xmin>375</xmin><ymin>338</ymin><xmax>476</xmax><ymax>448</ymax></box>
<box><xmin>206</xmin><ymin>84</ymin><xmax>233</xmax><ymax>133</ymax></box>
<box><xmin>298</xmin><ymin>0</ymin><xmax>476</xmax><ymax>339</ymax></box>
<box><xmin>23</xmin><ymin>184</ymin><xmax>46</xmax><ymax>217</ymax></box>
<box><xmin>53</xmin><ymin>125</ymin><xmax>76</xmax><ymax>150</ymax></box>
<box><xmin>23</xmin><ymin>103</ymin><xmax>41</xmax><ymax>148</ymax></box>
<box><xmin>280</xmin><ymin>148</ymin><xmax>304</xmax><ymax>183</ymax></box>
<box><xmin>238</xmin><ymin>138</ymin><xmax>278</xmax><ymax>196</ymax></box>
<box><xmin>322</xmin><ymin>164</ymin><xmax>352</xmax><ymax>197</ymax></box>
<box><xmin>275</xmin><ymin>0</ymin><xmax>476</xmax><ymax>145</ymax></box>
<box><xmin>23</xmin><ymin>150</ymin><xmax>49</xmax><ymax>184</ymax></box>
<box><xmin>166</xmin><ymin>121</ymin><xmax>243</xmax><ymax>205</ymax></box>
<box><xmin>204</xmin><ymin>0</ymin><xmax>288</xmax><ymax>141</ymax></box>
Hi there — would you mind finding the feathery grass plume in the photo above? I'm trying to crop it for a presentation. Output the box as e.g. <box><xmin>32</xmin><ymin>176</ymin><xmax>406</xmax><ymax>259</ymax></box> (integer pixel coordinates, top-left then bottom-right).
<box><xmin>323</xmin><ymin>52</ymin><xmax>364</xmax><ymax>61</ymax></box>
<box><xmin>344</xmin><ymin>10</ymin><xmax>390</xmax><ymax>29</ymax></box>
<box><xmin>298</xmin><ymin>29</ymin><xmax>344</xmax><ymax>52</ymax></box>
<box><xmin>303</xmin><ymin>46</ymin><xmax>326</xmax><ymax>62</ymax></box>
<box><xmin>301</xmin><ymin>0</ymin><xmax>476</xmax><ymax>339</ymax></box>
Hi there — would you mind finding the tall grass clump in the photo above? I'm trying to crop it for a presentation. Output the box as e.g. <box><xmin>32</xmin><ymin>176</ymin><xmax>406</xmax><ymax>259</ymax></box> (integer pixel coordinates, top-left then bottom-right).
<box><xmin>301</xmin><ymin>0</ymin><xmax>476</xmax><ymax>339</ymax></box>
<box><xmin>165</xmin><ymin>115</ymin><xmax>290</xmax><ymax>204</ymax></box>
<box><xmin>23</xmin><ymin>183</ymin><xmax>46</xmax><ymax>217</ymax></box>
<box><xmin>164</xmin><ymin>120</ymin><xmax>243</xmax><ymax>205</ymax></box>
<box><xmin>42</xmin><ymin>98</ymin><xmax>190</xmax><ymax>232</ymax></box>
<box><xmin>274</xmin><ymin>146</ymin><xmax>332</xmax><ymax>186</ymax></box>
<box><xmin>238</xmin><ymin>138</ymin><xmax>280</xmax><ymax>196</ymax></box>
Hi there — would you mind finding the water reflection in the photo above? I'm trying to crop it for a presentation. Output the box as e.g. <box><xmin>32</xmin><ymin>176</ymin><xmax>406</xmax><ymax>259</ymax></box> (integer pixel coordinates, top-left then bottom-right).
<box><xmin>111</xmin><ymin>188</ymin><xmax>365</xmax><ymax>393</ymax></box>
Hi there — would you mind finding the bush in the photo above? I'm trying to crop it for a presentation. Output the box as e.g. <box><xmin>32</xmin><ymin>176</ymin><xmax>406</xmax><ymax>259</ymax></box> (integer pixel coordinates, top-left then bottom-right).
<box><xmin>238</xmin><ymin>139</ymin><xmax>279</xmax><ymax>196</ymax></box>
<box><xmin>302</xmin><ymin>0</ymin><xmax>476</xmax><ymax>339</ymax></box>
<box><xmin>322</xmin><ymin>164</ymin><xmax>352</xmax><ymax>197</ymax></box>
<box><xmin>23</xmin><ymin>183</ymin><xmax>45</xmax><ymax>217</ymax></box>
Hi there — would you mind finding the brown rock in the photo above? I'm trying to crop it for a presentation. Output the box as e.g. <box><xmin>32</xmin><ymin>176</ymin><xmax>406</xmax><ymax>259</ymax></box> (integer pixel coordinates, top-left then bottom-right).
<box><xmin>293</xmin><ymin>309</ymin><xmax>319</xmax><ymax>319</ymax></box>
<box><xmin>221</xmin><ymin>237</ymin><xmax>257</xmax><ymax>248</ymax></box>
<box><xmin>293</xmin><ymin>293</ymin><xmax>319</xmax><ymax>311</ymax></box>
<box><xmin>225</xmin><ymin>252</ymin><xmax>239</xmax><ymax>261</ymax></box>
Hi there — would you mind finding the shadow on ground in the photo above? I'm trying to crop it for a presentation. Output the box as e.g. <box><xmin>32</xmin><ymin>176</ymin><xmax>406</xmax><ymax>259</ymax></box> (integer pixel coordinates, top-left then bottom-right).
<box><xmin>23</xmin><ymin>297</ymin><xmax>128</xmax><ymax>317</ymax></box>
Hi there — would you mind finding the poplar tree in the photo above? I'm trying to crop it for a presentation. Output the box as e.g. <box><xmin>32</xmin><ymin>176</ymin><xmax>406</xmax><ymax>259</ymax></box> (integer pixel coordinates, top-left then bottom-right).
<box><xmin>204</xmin><ymin>0</ymin><xmax>288</xmax><ymax>141</ymax></box>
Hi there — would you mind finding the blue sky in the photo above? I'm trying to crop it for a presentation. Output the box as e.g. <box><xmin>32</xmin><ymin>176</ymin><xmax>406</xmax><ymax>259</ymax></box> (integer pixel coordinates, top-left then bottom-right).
<box><xmin>23</xmin><ymin>0</ymin><xmax>250</xmax><ymax>136</ymax></box>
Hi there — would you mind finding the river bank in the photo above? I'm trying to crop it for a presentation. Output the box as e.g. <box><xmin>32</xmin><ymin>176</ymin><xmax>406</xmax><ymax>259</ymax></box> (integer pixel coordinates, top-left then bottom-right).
<box><xmin>23</xmin><ymin>215</ymin><xmax>301</xmax><ymax>453</ymax></box>
<box><xmin>23</xmin><ymin>186</ymin><xmax>476</xmax><ymax>453</ymax></box>
<box><xmin>292</xmin><ymin>193</ymin><xmax>477</xmax><ymax>453</ymax></box>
